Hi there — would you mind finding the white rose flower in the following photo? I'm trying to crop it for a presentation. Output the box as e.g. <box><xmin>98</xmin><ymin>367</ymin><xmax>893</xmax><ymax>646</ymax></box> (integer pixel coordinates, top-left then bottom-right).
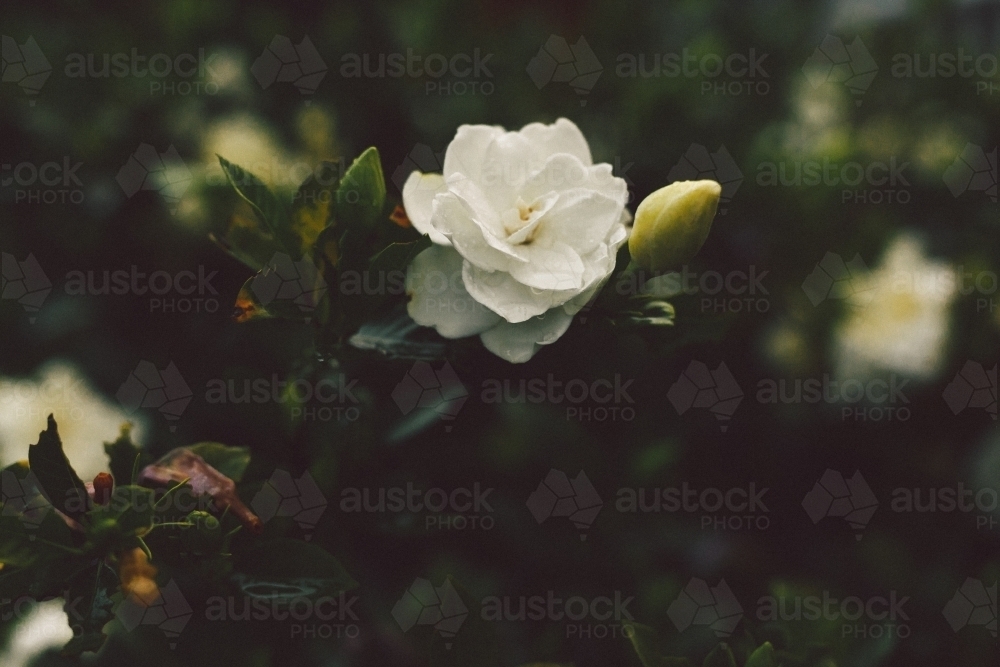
<box><xmin>402</xmin><ymin>118</ymin><xmax>631</xmax><ymax>363</ymax></box>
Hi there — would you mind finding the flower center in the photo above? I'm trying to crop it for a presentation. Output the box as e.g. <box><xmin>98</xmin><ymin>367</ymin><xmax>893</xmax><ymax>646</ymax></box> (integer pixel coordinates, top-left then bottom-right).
<box><xmin>502</xmin><ymin>197</ymin><xmax>542</xmax><ymax>244</ymax></box>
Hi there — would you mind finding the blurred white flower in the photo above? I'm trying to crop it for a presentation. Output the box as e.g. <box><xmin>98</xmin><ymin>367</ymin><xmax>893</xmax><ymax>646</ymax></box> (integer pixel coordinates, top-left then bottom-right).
<box><xmin>0</xmin><ymin>598</ymin><xmax>73</xmax><ymax>667</ymax></box>
<box><xmin>0</xmin><ymin>361</ymin><xmax>145</xmax><ymax>480</ymax></box>
<box><xmin>403</xmin><ymin>118</ymin><xmax>630</xmax><ymax>363</ymax></box>
<box><xmin>834</xmin><ymin>235</ymin><xmax>956</xmax><ymax>381</ymax></box>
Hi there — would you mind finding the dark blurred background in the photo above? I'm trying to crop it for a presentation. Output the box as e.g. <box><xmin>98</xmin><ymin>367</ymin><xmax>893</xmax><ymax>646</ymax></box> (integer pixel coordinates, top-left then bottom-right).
<box><xmin>1</xmin><ymin>0</ymin><xmax>998</xmax><ymax>666</ymax></box>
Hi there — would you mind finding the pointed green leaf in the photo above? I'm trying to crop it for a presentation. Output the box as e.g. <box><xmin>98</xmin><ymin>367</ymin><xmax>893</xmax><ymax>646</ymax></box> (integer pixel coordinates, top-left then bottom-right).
<box><xmin>369</xmin><ymin>235</ymin><xmax>432</xmax><ymax>275</ymax></box>
<box><xmin>291</xmin><ymin>161</ymin><xmax>339</xmax><ymax>254</ymax></box>
<box><xmin>744</xmin><ymin>643</ymin><xmax>777</xmax><ymax>667</ymax></box>
<box><xmin>218</xmin><ymin>156</ymin><xmax>294</xmax><ymax>252</ymax></box>
<box><xmin>348</xmin><ymin>305</ymin><xmax>447</xmax><ymax>361</ymax></box>
<box><xmin>703</xmin><ymin>643</ymin><xmax>737</xmax><ymax>667</ymax></box>
<box><xmin>28</xmin><ymin>415</ymin><xmax>90</xmax><ymax>523</ymax></box>
<box><xmin>210</xmin><ymin>226</ymin><xmax>280</xmax><ymax>272</ymax></box>
<box><xmin>624</xmin><ymin>623</ymin><xmax>693</xmax><ymax>667</ymax></box>
<box><xmin>335</xmin><ymin>147</ymin><xmax>386</xmax><ymax>232</ymax></box>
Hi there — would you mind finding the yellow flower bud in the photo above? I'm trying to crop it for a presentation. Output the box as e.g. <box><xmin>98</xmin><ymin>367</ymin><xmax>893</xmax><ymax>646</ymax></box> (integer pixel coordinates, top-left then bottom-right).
<box><xmin>628</xmin><ymin>180</ymin><xmax>721</xmax><ymax>273</ymax></box>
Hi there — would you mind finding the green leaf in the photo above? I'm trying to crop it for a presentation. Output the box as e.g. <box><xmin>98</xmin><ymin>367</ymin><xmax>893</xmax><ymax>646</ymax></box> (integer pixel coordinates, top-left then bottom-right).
<box><xmin>28</xmin><ymin>415</ymin><xmax>90</xmax><ymax>524</ymax></box>
<box><xmin>61</xmin><ymin>562</ymin><xmax>116</xmax><ymax>656</ymax></box>
<box><xmin>218</xmin><ymin>156</ymin><xmax>294</xmax><ymax>252</ymax></box>
<box><xmin>104</xmin><ymin>423</ymin><xmax>149</xmax><ymax>486</ymax></box>
<box><xmin>624</xmin><ymin>623</ymin><xmax>693</xmax><ymax>667</ymax></box>
<box><xmin>290</xmin><ymin>161</ymin><xmax>339</xmax><ymax>254</ymax></box>
<box><xmin>187</xmin><ymin>443</ymin><xmax>251</xmax><ymax>482</ymax></box>
<box><xmin>110</xmin><ymin>485</ymin><xmax>157</xmax><ymax>536</ymax></box>
<box><xmin>369</xmin><ymin>235</ymin><xmax>432</xmax><ymax>275</ymax></box>
<box><xmin>0</xmin><ymin>512</ymin><xmax>36</xmax><ymax>567</ymax></box>
<box><xmin>348</xmin><ymin>305</ymin><xmax>447</xmax><ymax>361</ymax></box>
<box><xmin>232</xmin><ymin>273</ymin><xmax>317</xmax><ymax>323</ymax></box>
<box><xmin>744</xmin><ymin>643</ymin><xmax>778</xmax><ymax>667</ymax></box>
<box><xmin>334</xmin><ymin>147</ymin><xmax>386</xmax><ymax>233</ymax></box>
<box><xmin>0</xmin><ymin>565</ymin><xmax>38</xmax><ymax>601</ymax></box>
<box><xmin>703</xmin><ymin>643</ymin><xmax>738</xmax><ymax>667</ymax></box>
<box><xmin>234</xmin><ymin>538</ymin><xmax>357</xmax><ymax>600</ymax></box>
<box><xmin>210</xmin><ymin>226</ymin><xmax>279</xmax><ymax>273</ymax></box>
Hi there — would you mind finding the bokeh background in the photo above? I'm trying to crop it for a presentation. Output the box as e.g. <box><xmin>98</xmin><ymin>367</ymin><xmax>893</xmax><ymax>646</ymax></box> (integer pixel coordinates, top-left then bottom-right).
<box><xmin>1</xmin><ymin>0</ymin><xmax>998</xmax><ymax>665</ymax></box>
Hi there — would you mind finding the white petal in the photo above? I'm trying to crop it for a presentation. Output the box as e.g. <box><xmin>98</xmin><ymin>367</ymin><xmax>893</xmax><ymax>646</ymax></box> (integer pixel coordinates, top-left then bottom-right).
<box><xmin>432</xmin><ymin>191</ymin><xmax>518</xmax><ymax>272</ymax></box>
<box><xmin>507</xmin><ymin>241</ymin><xmax>586</xmax><ymax>291</ymax></box>
<box><xmin>519</xmin><ymin>154</ymin><xmax>624</xmax><ymax>202</ymax></box>
<box><xmin>406</xmin><ymin>245</ymin><xmax>501</xmax><ymax>338</ymax></box>
<box><xmin>519</xmin><ymin>118</ymin><xmax>593</xmax><ymax>166</ymax></box>
<box><xmin>463</xmin><ymin>261</ymin><xmax>573</xmax><ymax>323</ymax></box>
<box><xmin>535</xmin><ymin>188</ymin><xmax>626</xmax><ymax>255</ymax></box>
<box><xmin>402</xmin><ymin>172</ymin><xmax>450</xmax><ymax>246</ymax></box>
<box><xmin>480</xmin><ymin>307</ymin><xmax>575</xmax><ymax>363</ymax></box>
<box><xmin>479</xmin><ymin>130</ymin><xmax>540</xmax><ymax>196</ymax></box>
<box><xmin>443</xmin><ymin>124</ymin><xmax>504</xmax><ymax>183</ymax></box>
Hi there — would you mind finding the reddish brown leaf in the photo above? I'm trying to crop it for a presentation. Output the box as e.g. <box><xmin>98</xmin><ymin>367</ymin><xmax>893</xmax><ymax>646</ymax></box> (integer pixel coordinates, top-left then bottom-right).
<box><xmin>139</xmin><ymin>448</ymin><xmax>263</xmax><ymax>534</ymax></box>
